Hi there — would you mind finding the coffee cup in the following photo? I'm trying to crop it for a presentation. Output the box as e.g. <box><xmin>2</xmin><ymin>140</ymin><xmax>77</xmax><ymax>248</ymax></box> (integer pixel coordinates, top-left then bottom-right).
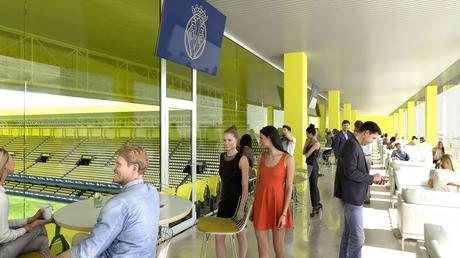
<box><xmin>41</xmin><ymin>204</ymin><xmax>53</xmax><ymax>220</ymax></box>
<box><xmin>93</xmin><ymin>193</ymin><xmax>103</xmax><ymax>208</ymax></box>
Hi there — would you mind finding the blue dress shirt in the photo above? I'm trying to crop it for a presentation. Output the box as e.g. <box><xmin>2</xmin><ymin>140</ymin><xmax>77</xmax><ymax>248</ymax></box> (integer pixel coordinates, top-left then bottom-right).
<box><xmin>71</xmin><ymin>179</ymin><xmax>160</xmax><ymax>258</ymax></box>
<box><xmin>391</xmin><ymin>150</ymin><xmax>410</xmax><ymax>161</ymax></box>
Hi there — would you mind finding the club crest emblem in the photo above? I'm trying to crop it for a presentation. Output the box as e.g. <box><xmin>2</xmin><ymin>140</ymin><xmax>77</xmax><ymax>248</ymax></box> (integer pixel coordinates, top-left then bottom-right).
<box><xmin>184</xmin><ymin>5</ymin><xmax>208</xmax><ymax>60</ymax></box>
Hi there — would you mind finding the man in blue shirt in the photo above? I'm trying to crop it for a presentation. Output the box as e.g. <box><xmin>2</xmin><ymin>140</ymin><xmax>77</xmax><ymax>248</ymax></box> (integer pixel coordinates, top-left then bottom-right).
<box><xmin>391</xmin><ymin>143</ymin><xmax>410</xmax><ymax>161</ymax></box>
<box><xmin>59</xmin><ymin>145</ymin><xmax>160</xmax><ymax>258</ymax></box>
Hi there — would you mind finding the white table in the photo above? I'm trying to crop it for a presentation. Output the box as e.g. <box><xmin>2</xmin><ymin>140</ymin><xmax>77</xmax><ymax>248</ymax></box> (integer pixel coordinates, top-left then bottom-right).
<box><xmin>53</xmin><ymin>194</ymin><xmax>192</xmax><ymax>232</ymax></box>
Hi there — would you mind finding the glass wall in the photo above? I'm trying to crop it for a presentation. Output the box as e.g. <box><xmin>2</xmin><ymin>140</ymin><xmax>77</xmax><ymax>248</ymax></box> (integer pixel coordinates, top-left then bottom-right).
<box><xmin>438</xmin><ymin>84</ymin><xmax>460</xmax><ymax>161</ymax></box>
<box><xmin>414</xmin><ymin>101</ymin><xmax>425</xmax><ymax>138</ymax></box>
<box><xmin>196</xmin><ymin>38</ymin><xmax>283</xmax><ymax>177</ymax></box>
<box><xmin>0</xmin><ymin>0</ymin><xmax>284</xmax><ymax>228</ymax></box>
<box><xmin>1</xmin><ymin>0</ymin><xmax>162</xmax><ymax>219</ymax></box>
<box><xmin>274</xmin><ymin>109</ymin><xmax>285</xmax><ymax>129</ymax></box>
<box><xmin>0</xmin><ymin>0</ymin><xmax>26</xmax><ymax>219</ymax></box>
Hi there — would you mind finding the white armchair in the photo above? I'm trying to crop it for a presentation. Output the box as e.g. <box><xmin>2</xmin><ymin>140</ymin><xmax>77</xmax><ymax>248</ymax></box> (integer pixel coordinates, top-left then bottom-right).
<box><xmin>431</xmin><ymin>169</ymin><xmax>460</xmax><ymax>192</ymax></box>
<box><xmin>389</xmin><ymin>160</ymin><xmax>432</xmax><ymax>208</ymax></box>
<box><xmin>393</xmin><ymin>160</ymin><xmax>432</xmax><ymax>192</ymax></box>
<box><xmin>397</xmin><ymin>188</ymin><xmax>460</xmax><ymax>250</ymax></box>
<box><xmin>416</xmin><ymin>223</ymin><xmax>459</xmax><ymax>258</ymax></box>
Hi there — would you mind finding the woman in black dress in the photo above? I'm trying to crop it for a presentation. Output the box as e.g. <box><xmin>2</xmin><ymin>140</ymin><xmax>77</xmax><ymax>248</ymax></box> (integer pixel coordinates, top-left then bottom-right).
<box><xmin>216</xmin><ymin>126</ymin><xmax>250</xmax><ymax>258</ymax></box>
<box><xmin>302</xmin><ymin>124</ymin><xmax>322</xmax><ymax>217</ymax></box>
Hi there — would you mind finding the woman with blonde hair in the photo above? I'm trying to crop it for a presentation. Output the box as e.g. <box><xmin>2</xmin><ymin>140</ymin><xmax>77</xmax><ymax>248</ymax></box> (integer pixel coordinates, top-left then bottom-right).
<box><xmin>429</xmin><ymin>154</ymin><xmax>455</xmax><ymax>187</ymax></box>
<box><xmin>0</xmin><ymin>148</ymin><xmax>54</xmax><ymax>258</ymax></box>
<box><xmin>215</xmin><ymin>126</ymin><xmax>250</xmax><ymax>258</ymax></box>
<box><xmin>433</xmin><ymin>141</ymin><xmax>445</xmax><ymax>164</ymax></box>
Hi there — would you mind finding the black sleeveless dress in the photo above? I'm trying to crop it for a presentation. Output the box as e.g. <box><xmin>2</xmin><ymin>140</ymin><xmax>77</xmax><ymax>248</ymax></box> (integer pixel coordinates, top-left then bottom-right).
<box><xmin>217</xmin><ymin>152</ymin><xmax>242</xmax><ymax>218</ymax></box>
<box><xmin>306</xmin><ymin>141</ymin><xmax>321</xmax><ymax>207</ymax></box>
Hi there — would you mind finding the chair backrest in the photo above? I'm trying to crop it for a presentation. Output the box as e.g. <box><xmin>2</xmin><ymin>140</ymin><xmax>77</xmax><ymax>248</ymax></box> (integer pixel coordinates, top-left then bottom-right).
<box><xmin>231</xmin><ymin>196</ymin><xmax>254</xmax><ymax>233</ymax></box>
<box><xmin>195</xmin><ymin>179</ymin><xmax>208</xmax><ymax>203</ymax></box>
<box><xmin>207</xmin><ymin>175</ymin><xmax>220</xmax><ymax>198</ymax></box>
<box><xmin>176</xmin><ymin>183</ymin><xmax>193</xmax><ymax>200</ymax></box>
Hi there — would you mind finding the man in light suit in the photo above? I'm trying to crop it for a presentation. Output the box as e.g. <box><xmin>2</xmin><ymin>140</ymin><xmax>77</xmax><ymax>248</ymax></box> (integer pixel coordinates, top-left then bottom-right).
<box><xmin>334</xmin><ymin>121</ymin><xmax>384</xmax><ymax>258</ymax></box>
<box><xmin>333</xmin><ymin>120</ymin><xmax>354</xmax><ymax>159</ymax></box>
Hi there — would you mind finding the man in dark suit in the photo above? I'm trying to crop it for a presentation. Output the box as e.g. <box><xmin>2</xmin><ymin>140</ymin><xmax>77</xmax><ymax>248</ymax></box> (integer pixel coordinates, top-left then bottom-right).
<box><xmin>333</xmin><ymin>120</ymin><xmax>354</xmax><ymax>159</ymax></box>
<box><xmin>334</xmin><ymin>121</ymin><xmax>384</xmax><ymax>258</ymax></box>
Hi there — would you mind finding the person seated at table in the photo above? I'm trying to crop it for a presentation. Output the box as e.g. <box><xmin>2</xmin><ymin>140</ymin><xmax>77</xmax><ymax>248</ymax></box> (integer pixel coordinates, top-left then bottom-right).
<box><xmin>387</xmin><ymin>137</ymin><xmax>396</xmax><ymax>150</ymax></box>
<box><xmin>428</xmin><ymin>154</ymin><xmax>457</xmax><ymax>190</ymax></box>
<box><xmin>433</xmin><ymin>141</ymin><xmax>445</xmax><ymax>164</ymax></box>
<box><xmin>0</xmin><ymin>148</ymin><xmax>54</xmax><ymax>258</ymax></box>
<box><xmin>216</xmin><ymin>126</ymin><xmax>250</xmax><ymax>258</ymax></box>
<box><xmin>58</xmin><ymin>144</ymin><xmax>159</xmax><ymax>258</ymax></box>
<box><xmin>391</xmin><ymin>143</ymin><xmax>410</xmax><ymax>161</ymax></box>
<box><xmin>382</xmin><ymin>133</ymin><xmax>389</xmax><ymax>145</ymax></box>
<box><xmin>408</xmin><ymin>136</ymin><xmax>418</xmax><ymax>146</ymax></box>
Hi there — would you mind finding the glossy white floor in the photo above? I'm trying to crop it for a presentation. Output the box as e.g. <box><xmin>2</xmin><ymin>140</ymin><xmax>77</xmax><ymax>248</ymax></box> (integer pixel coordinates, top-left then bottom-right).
<box><xmin>166</xmin><ymin>156</ymin><xmax>416</xmax><ymax>258</ymax></box>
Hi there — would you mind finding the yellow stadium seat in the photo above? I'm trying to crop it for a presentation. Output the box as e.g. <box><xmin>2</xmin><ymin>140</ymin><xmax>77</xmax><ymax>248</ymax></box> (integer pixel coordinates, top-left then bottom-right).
<box><xmin>207</xmin><ymin>175</ymin><xmax>220</xmax><ymax>198</ymax></box>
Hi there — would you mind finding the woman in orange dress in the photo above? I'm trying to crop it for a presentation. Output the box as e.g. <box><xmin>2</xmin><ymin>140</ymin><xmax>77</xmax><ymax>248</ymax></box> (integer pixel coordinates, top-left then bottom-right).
<box><xmin>252</xmin><ymin>126</ymin><xmax>295</xmax><ymax>258</ymax></box>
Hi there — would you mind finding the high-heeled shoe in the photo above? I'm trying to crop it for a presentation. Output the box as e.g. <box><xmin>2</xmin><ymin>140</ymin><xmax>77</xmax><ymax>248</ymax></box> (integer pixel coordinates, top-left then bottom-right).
<box><xmin>309</xmin><ymin>203</ymin><xmax>323</xmax><ymax>217</ymax></box>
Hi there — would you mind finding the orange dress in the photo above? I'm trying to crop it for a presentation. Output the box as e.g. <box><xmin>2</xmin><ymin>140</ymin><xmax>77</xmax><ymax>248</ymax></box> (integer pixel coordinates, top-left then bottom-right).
<box><xmin>253</xmin><ymin>152</ymin><xmax>293</xmax><ymax>230</ymax></box>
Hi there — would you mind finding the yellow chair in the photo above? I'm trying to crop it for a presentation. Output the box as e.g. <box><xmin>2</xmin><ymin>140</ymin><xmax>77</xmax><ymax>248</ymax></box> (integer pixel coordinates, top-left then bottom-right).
<box><xmin>207</xmin><ymin>175</ymin><xmax>220</xmax><ymax>198</ymax></box>
<box><xmin>252</xmin><ymin>167</ymin><xmax>258</xmax><ymax>177</ymax></box>
<box><xmin>17</xmin><ymin>252</ymin><xmax>42</xmax><ymax>258</ymax></box>
<box><xmin>161</xmin><ymin>187</ymin><xmax>176</xmax><ymax>195</ymax></box>
<box><xmin>195</xmin><ymin>179</ymin><xmax>208</xmax><ymax>203</ymax></box>
<box><xmin>176</xmin><ymin>182</ymin><xmax>193</xmax><ymax>200</ymax></box>
<box><xmin>197</xmin><ymin>198</ymin><xmax>253</xmax><ymax>258</ymax></box>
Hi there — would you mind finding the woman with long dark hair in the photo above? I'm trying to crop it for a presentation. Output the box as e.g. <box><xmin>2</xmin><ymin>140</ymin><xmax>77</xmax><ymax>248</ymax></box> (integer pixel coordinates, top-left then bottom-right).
<box><xmin>239</xmin><ymin>134</ymin><xmax>254</xmax><ymax>169</ymax></box>
<box><xmin>303</xmin><ymin>124</ymin><xmax>322</xmax><ymax>217</ymax></box>
<box><xmin>252</xmin><ymin>126</ymin><xmax>294</xmax><ymax>258</ymax></box>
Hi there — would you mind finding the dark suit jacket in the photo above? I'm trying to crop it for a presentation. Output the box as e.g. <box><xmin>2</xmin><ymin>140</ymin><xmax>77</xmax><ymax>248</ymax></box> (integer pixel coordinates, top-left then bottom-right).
<box><xmin>334</xmin><ymin>135</ymin><xmax>373</xmax><ymax>206</ymax></box>
<box><xmin>333</xmin><ymin>130</ymin><xmax>354</xmax><ymax>157</ymax></box>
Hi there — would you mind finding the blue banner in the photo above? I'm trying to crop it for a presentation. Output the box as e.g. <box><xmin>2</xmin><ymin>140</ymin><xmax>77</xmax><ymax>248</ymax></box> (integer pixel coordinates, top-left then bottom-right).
<box><xmin>156</xmin><ymin>0</ymin><xmax>226</xmax><ymax>75</ymax></box>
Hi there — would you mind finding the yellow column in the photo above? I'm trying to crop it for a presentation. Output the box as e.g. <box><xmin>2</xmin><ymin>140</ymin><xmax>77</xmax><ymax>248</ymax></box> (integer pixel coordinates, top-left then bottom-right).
<box><xmin>343</xmin><ymin>103</ymin><xmax>352</xmax><ymax>123</ymax></box>
<box><xmin>319</xmin><ymin>103</ymin><xmax>326</xmax><ymax>140</ymax></box>
<box><xmin>328</xmin><ymin>90</ymin><xmax>340</xmax><ymax>132</ymax></box>
<box><xmin>284</xmin><ymin>52</ymin><xmax>307</xmax><ymax>168</ymax></box>
<box><xmin>351</xmin><ymin>109</ymin><xmax>358</xmax><ymax>123</ymax></box>
<box><xmin>407</xmin><ymin>101</ymin><xmax>415</xmax><ymax>139</ymax></box>
<box><xmin>398</xmin><ymin>108</ymin><xmax>405</xmax><ymax>139</ymax></box>
<box><xmin>267</xmin><ymin>106</ymin><xmax>274</xmax><ymax>126</ymax></box>
<box><xmin>425</xmin><ymin>85</ymin><xmax>438</xmax><ymax>146</ymax></box>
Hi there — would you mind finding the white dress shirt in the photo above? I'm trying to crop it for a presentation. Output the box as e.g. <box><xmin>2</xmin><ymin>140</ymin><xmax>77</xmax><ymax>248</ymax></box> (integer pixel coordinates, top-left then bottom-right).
<box><xmin>0</xmin><ymin>186</ymin><xmax>27</xmax><ymax>244</ymax></box>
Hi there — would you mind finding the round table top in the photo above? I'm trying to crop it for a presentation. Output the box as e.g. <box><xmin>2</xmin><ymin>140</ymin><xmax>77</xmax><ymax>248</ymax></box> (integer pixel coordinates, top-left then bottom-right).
<box><xmin>53</xmin><ymin>194</ymin><xmax>192</xmax><ymax>232</ymax></box>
